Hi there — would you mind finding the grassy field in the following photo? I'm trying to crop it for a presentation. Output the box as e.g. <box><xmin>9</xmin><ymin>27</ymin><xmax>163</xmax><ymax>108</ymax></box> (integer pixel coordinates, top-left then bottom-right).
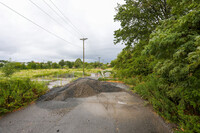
<box><xmin>0</xmin><ymin>68</ymin><xmax>102</xmax><ymax>79</ymax></box>
<box><xmin>0</xmin><ymin>68</ymin><xmax>102</xmax><ymax>115</ymax></box>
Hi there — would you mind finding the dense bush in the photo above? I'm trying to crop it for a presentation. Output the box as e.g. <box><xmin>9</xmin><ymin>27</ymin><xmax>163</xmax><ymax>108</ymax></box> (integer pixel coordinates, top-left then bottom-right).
<box><xmin>113</xmin><ymin>0</ymin><xmax>200</xmax><ymax>132</ymax></box>
<box><xmin>0</xmin><ymin>78</ymin><xmax>47</xmax><ymax>115</ymax></box>
<box><xmin>1</xmin><ymin>62</ymin><xmax>17</xmax><ymax>77</ymax></box>
<box><xmin>141</xmin><ymin>7</ymin><xmax>200</xmax><ymax>132</ymax></box>
<box><xmin>134</xmin><ymin>74</ymin><xmax>200</xmax><ymax>132</ymax></box>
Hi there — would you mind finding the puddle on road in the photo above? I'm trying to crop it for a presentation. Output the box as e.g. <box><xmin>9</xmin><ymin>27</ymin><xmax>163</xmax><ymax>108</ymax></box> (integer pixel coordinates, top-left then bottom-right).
<box><xmin>48</xmin><ymin>78</ymin><xmax>73</xmax><ymax>89</ymax></box>
<box><xmin>118</xmin><ymin>101</ymin><xmax>127</xmax><ymax>105</ymax></box>
<box><xmin>33</xmin><ymin>78</ymin><xmax>74</xmax><ymax>89</ymax></box>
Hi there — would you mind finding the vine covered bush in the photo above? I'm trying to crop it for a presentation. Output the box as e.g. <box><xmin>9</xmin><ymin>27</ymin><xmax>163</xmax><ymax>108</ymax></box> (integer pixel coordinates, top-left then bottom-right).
<box><xmin>0</xmin><ymin>78</ymin><xmax>47</xmax><ymax>115</ymax></box>
<box><xmin>113</xmin><ymin>0</ymin><xmax>200</xmax><ymax>132</ymax></box>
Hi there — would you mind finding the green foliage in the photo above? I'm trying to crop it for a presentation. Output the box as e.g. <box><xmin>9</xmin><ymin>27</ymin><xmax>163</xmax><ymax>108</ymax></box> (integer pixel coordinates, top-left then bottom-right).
<box><xmin>47</xmin><ymin>61</ymin><xmax>52</xmax><ymax>69</ymax></box>
<box><xmin>0</xmin><ymin>63</ymin><xmax>4</xmax><ymax>68</ymax></box>
<box><xmin>74</xmin><ymin>58</ymin><xmax>83</xmax><ymax>68</ymax></box>
<box><xmin>65</xmin><ymin>61</ymin><xmax>73</xmax><ymax>68</ymax></box>
<box><xmin>52</xmin><ymin>62</ymin><xmax>60</xmax><ymax>68</ymax></box>
<box><xmin>10</xmin><ymin>69</ymin><xmax>71</xmax><ymax>79</ymax></box>
<box><xmin>134</xmin><ymin>75</ymin><xmax>179</xmax><ymax>120</ymax></box>
<box><xmin>113</xmin><ymin>0</ymin><xmax>170</xmax><ymax>78</ymax></box>
<box><xmin>167</xmin><ymin>0</ymin><xmax>200</xmax><ymax>16</ymax></box>
<box><xmin>1</xmin><ymin>62</ymin><xmax>17</xmax><ymax>77</ymax></box>
<box><xmin>142</xmin><ymin>6</ymin><xmax>200</xmax><ymax>132</ymax></box>
<box><xmin>0</xmin><ymin>77</ymin><xmax>47</xmax><ymax>115</ymax></box>
<box><xmin>113</xmin><ymin>42</ymin><xmax>155</xmax><ymax>78</ymax></box>
<box><xmin>59</xmin><ymin>59</ymin><xmax>65</xmax><ymax>69</ymax></box>
<box><xmin>123</xmin><ymin>77</ymin><xmax>140</xmax><ymax>86</ymax></box>
<box><xmin>27</xmin><ymin>61</ymin><xmax>37</xmax><ymax>69</ymax></box>
<box><xmin>114</xmin><ymin>0</ymin><xmax>170</xmax><ymax>46</ymax></box>
<box><xmin>98</xmin><ymin>78</ymin><xmax>118</xmax><ymax>82</ymax></box>
<box><xmin>0</xmin><ymin>59</ymin><xmax>108</xmax><ymax>70</ymax></box>
<box><xmin>113</xmin><ymin>0</ymin><xmax>200</xmax><ymax>132</ymax></box>
<box><xmin>134</xmin><ymin>74</ymin><xmax>200</xmax><ymax>132</ymax></box>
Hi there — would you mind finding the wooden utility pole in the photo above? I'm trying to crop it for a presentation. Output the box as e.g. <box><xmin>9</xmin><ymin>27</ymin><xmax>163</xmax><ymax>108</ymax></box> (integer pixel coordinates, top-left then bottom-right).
<box><xmin>98</xmin><ymin>56</ymin><xmax>101</xmax><ymax>69</ymax></box>
<box><xmin>80</xmin><ymin>38</ymin><xmax>88</xmax><ymax>76</ymax></box>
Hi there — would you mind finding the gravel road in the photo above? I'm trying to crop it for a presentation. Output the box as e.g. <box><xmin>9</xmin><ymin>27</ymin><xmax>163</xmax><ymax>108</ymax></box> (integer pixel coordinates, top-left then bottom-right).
<box><xmin>0</xmin><ymin>78</ymin><xmax>172</xmax><ymax>133</ymax></box>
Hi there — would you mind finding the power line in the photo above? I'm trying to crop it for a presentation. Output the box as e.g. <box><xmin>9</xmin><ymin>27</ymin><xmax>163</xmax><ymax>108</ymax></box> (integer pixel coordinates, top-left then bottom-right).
<box><xmin>0</xmin><ymin>1</ymin><xmax>80</xmax><ymax>48</ymax></box>
<box><xmin>49</xmin><ymin>0</ymin><xmax>85</xmax><ymax>37</ymax></box>
<box><xmin>42</xmin><ymin>0</ymin><xmax>84</xmax><ymax>38</ymax></box>
<box><xmin>28</xmin><ymin>0</ymin><xmax>80</xmax><ymax>39</ymax></box>
<box><xmin>42</xmin><ymin>0</ymin><xmax>75</xmax><ymax>32</ymax></box>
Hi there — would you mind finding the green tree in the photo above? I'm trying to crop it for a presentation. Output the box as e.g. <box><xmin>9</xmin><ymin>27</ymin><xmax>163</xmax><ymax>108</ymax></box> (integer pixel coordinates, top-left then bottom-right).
<box><xmin>110</xmin><ymin>60</ymin><xmax>116</xmax><ymax>67</ymax></box>
<box><xmin>27</xmin><ymin>61</ymin><xmax>37</xmax><ymax>69</ymax></box>
<box><xmin>74</xmin><ymin>58</ymin><xmax>82</xmax><ymax>68</ymax></box>
<box><xmin>113</xmin><ymin>0</ymin><xmax>171</xmax><ymax>79</ymax></box>
<box><xmin>21</xmin><ymin>63</ymin><xmax>27</xmax><ymax>69</ymax></box>
<box><xmin>59</xmin><ymin>59</ymin><xmax>65</xmax><ymax>69</ymax></box>
<box><xmin>0</xmin><ymin>63</ymin><xmax>4</xmax><ymax>68</ymax></box>
<box><xmin>65</xmin><ymin>61</ymin><xmax>73</xmax><ymax>68</ymax></box>
<box><xmin>12</xmin><ymin>62</ymin><xmax>22</xmax><ymax>69</ymax></box>
<box><xmin>47</xmin><ymin>61</ymin><xmax>52</xmax><ymax>69</ymax></box>
<box><xmin>114</xmin><ymin>0</ymin><xmax>170</xmax><ymax>47</ymax></box>
<box><xmin>1</xmin><ymin>62</ymin><xmax>17</xmax><ymax>77</ymax></box>
<box><xmin>52</xmin><ymin>62</ymin><xmax>59</xmax><ymax>68</ymax></box>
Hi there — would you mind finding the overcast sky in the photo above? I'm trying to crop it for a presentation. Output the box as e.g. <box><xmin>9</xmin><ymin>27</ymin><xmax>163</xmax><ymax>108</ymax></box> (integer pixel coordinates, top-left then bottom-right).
<box><xmin>0</xmin><ymin>0</ymin><xmax>125</xmax><ymax>63</ymax></box>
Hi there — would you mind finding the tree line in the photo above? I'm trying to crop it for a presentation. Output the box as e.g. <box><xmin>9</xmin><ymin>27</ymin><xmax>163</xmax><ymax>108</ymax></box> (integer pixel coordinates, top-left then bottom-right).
<box><xmin>0</xmin><ymin>58</ymin><xmax>108</xmax><ymax>70</ymax></box>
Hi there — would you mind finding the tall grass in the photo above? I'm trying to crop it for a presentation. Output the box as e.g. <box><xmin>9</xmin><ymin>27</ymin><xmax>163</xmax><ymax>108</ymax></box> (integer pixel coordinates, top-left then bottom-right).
<box><xmin>133</xmin><ymin>74</ymin><xmax>200</xmax><ymax>132</ymax></box>
<box><xmin>0</xmin><ymin>77</ymin><xmax>47</xmax><ymax>115</ymax></box>
<box><xmin>0</xmin><ymin>68</ymin><xmax>103</xmax><ymax>116</ymax></box>
<box><xmin>11</xmin><ymin>69</ymin><xmax>70</xmax><ymax>78</ymax></box>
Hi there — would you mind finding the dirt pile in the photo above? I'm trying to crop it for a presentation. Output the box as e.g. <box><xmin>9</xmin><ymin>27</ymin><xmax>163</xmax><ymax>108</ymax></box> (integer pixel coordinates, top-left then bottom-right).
<box><xmin>39</xmin><ymin>78</ymin><xmax>123</xmax><ymax>101</ymax></box>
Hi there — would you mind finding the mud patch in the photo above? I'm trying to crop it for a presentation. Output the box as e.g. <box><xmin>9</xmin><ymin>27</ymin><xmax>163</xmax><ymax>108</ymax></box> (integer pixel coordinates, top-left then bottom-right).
<box><xmin>39</xmin><ymin>78</ymin><xmax>123</xmax><ymax>101</ymax></box>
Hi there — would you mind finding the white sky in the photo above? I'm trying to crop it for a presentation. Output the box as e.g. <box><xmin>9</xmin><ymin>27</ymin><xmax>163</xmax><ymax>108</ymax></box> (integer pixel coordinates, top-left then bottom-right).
<box><xmin>0</xmin><ymin>0</ymin><xmax>125</xmax><ymax>63</ymax></box>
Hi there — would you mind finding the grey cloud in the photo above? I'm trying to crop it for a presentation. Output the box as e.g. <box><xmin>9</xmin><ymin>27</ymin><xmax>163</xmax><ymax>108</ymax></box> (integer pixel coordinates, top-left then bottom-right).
<box><xmin>0</xmin><ymin>0</ymin><xmax>125</xmax><ymax>63</ymax></box>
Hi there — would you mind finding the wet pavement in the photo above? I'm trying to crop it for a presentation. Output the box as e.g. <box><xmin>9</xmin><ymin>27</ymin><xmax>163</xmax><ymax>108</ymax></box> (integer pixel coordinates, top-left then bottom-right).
<box><xmin>33</xmin><ymin>78</ymin><xmax>74</xmax><ymax>90</ymax></box>
<box><xmin>47</xmin><ymin>78</ymin><xmax>73</xmax><ymax>89</ymax></box>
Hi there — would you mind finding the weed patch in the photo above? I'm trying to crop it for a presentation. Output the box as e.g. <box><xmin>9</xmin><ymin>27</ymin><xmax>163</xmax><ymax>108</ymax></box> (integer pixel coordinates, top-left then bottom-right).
<box><xmin>0</xmin><ymin>77</ymin><xmax>47</xmax><ymax>115</ymax></box>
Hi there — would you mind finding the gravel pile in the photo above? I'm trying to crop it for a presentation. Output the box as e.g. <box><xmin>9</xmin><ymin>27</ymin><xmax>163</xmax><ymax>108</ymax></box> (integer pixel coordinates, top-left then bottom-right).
<box><xmin>39</xmin><ymin>78</ymin><xmax>123</xmax><ymax>101</ymax></box>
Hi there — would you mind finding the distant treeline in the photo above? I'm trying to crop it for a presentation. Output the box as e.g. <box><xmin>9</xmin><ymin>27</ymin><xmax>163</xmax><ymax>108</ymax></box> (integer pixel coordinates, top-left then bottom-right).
<box><xmin>0</xmin><ymin>58</ymin><xmax>109</xmax><ymax>69</ymax></box>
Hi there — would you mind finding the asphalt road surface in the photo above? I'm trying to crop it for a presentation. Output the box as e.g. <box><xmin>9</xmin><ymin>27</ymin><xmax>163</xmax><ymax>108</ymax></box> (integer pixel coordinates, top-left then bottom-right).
<box><xmin>0</xmin><ymin>79</ymin><xmax>172</xmax><ymax>133</ymax></box>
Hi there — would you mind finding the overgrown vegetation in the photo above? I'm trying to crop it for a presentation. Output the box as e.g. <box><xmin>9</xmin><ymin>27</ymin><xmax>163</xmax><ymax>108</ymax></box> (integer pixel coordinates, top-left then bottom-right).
<box><xmin>0</xmin><ymin>77</ymin><xmax>47</xmax><ymax>115</ymax></box>
<box><xmin>1</xmin><ymin>62</ymin><xmax>18</xmax><ymax>77</ymax></box>
<box><xmin>0</xmin><ymin>66</ymin><xmax>103</xmax><ymax>116</ymax></box>
<box><xmin>113</xmin><ymin>0</ymin><xmax>200</xmax><ymax>132</ymax></box>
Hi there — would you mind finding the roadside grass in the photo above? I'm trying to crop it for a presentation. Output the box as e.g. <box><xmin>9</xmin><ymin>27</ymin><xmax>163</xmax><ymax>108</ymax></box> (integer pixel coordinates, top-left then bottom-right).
<box><xmin>85</xmin><ymin>68</ymin><xmax>102</xmax><ymax>74</ymax></box>
<box><xmin>0</xmin><ymin>68</ymin><xmax>104</xmax><ymax>116</ymax></box>
<box><xmin>128</xmin><ymin>74</ymin><xmax>200</xmax><ymax>133</ymax></box>
<box><xmin>0</xmin><ymin>68</ymin><xmax>102</xmax><ymax>79</ymax></box>
<box><xmin>0</xmin><ymin>77</ymin><xmax>48</xmax><ymax>115</ymax></box>
<box><xmin>98</xmin><ymin>77</ymin><xmax>119</xmax><ymax>82</ymax></box>
<box><xmin>12</xmin><ymin>69</ymin><xmax>70</xmax><ymax>78</ymax></box>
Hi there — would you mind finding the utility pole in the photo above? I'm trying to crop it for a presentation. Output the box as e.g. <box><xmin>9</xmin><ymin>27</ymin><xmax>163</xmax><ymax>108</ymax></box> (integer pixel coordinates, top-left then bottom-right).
<box><xmin>98</xmin><ymin>56</ymin><xmax>101</xmax><ymax>69</ymax></box>
<box><xmin>80</xmin><ymin>38</ymin><xmax>88</xmax><ymax>76</ymax></box>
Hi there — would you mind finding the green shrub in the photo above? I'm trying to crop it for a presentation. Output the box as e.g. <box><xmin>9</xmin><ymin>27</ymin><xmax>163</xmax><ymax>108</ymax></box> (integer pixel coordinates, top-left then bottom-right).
<box><xmin>123</xmin><ymin>77</ymin><xmax>140</xmax><ymax>86</ymax></box>
<box><xmin>0</xmin><ymin>77</ymin><xmax>47</xmax><ymax>115</ymax></box>
<box><xmin>1</xmin><ymin>62</ymin><xmax>17</xmax><ymax>77</ymax></box>
<box><xmin>98</xmin><ymin>77</ymin><xmax>112</xmax><ymax>81</ymax></box>
<box><xmin>134</xmin><ymin>74</ymin><xmax>200</xmax><ymax>132</ymax></box>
